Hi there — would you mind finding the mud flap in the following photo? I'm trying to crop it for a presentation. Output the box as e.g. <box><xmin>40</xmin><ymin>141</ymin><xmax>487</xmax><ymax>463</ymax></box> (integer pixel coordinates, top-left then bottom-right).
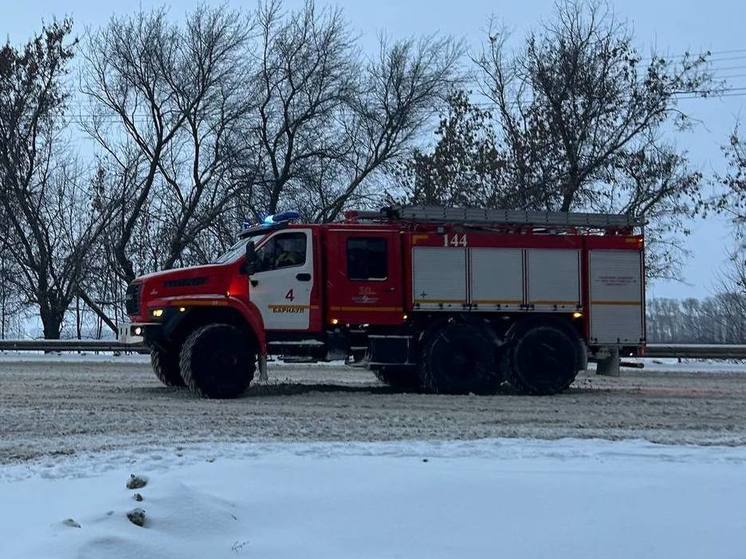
<box><xmin>258</xmin><ymin>354</ymin><xmax>268</xmax><ymax>381</ymax></box>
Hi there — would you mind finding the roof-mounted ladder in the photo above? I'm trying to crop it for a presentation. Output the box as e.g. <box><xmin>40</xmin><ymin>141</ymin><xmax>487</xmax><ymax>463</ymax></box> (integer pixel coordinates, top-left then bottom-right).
<box><xmin>350</xmin><ymin>206</ymin><xmax>643</xmax><ymax>230</ymax></box>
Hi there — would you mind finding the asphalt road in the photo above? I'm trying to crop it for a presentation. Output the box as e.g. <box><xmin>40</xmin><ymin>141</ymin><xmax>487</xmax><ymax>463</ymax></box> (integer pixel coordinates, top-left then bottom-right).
<box><xmin>2</xmin><ymin>355</ymin><xmax>746</xmax><ymax>464</ymax></box>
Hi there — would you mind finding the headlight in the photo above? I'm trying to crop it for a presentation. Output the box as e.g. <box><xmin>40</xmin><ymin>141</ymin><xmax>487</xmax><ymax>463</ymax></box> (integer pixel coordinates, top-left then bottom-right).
<box><xmin>151</xmin><ymin>308</ymin><xmax>164</xmax><ymax>318</ymax></box>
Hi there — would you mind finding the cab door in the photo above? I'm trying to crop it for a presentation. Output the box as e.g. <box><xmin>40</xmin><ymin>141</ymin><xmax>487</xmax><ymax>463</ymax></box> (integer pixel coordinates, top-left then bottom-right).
<box><xmin>248</xmin><ymin>229</ymin><xmax>314</xmax><ymax>331</ymax></box>
<box><xmin>326</xmin><ymin>229</ymin><xmax>404</xmax><ymax>325</ymax></box>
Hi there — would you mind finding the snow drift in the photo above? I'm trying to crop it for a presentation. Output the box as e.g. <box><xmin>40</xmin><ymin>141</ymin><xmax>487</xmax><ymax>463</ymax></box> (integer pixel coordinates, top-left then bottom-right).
<box><xmin>1</xmin><ymin>438</ymin><xmax>745</xmax><ymax>558</ymax></box>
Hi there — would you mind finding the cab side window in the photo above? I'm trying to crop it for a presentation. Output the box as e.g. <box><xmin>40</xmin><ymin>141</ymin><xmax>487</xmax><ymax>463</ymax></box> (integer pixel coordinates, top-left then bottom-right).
<box><xmin>347</xmin><ymin>237</ymin><xmax>387</xmax><ymax>280</ymax></box>
<box><xmin>255</xmin><ymin>232</ymin><xmax>307</xmax><ymax>272</ymax></box>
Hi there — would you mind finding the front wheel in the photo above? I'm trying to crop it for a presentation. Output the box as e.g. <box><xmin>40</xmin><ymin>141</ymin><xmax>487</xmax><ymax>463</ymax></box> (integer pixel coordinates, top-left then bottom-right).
<box><xmin>179</xmin><ymin>324</ymin><xmax>256</xmax><ymax>399</ymax></box>
<box><xmin>150</xmin><ymin>347</ymin><xmax>185</xmax><ymax>387</ymax></box>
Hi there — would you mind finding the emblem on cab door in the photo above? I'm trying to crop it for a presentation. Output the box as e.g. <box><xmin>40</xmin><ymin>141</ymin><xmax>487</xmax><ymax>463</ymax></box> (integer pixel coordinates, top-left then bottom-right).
<box><xmin>352</xmin><ymin>286</ymin><xmax>379</xmax><ymax>304</ymax></box>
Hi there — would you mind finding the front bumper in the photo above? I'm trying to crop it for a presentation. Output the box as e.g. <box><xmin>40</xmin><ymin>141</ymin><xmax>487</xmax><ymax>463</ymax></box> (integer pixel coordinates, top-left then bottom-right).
<box><xmin>118</xmin><ymin>323</ymin><xmax>158</xmax><ymax>345</ymax></box>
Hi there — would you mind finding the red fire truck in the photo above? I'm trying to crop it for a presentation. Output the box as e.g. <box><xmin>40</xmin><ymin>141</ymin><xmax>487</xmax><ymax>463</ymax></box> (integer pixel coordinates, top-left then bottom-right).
<box><xmin>120</xmin><ymin>206</ymin><xmax>645</xmax><ymax>398</ymax></box>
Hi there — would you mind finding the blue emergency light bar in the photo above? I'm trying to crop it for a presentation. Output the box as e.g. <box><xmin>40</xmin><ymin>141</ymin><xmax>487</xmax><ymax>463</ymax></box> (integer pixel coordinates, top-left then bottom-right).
<box><xmin>263</xmin><ymin>211</ymin><xmax>301</xmax><ymax>224</ymax></box>
<box><xmin>239</xmin><ymin>211</ymin><xmax>301</xmax><ymax>238</ymax></box>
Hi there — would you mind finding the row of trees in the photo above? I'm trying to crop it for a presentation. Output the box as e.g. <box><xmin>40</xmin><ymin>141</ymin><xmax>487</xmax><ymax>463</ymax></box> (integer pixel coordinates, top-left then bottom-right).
<box><xmin>0</xmin><ymin>0</ymin><xmax>744</xmax><ymax>339</ymax></box>
<box><xmin>647</xmin><ymin>296</ymin><xmax>746</xmax><ymax>344</ymax></box>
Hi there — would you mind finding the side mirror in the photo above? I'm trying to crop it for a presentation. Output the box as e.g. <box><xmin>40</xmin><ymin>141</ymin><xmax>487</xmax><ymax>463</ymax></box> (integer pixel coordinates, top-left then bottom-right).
<box><xmin>243</xmin><ymin>240</ymin><xmax>259</xmax><ymax>275</ymax></box>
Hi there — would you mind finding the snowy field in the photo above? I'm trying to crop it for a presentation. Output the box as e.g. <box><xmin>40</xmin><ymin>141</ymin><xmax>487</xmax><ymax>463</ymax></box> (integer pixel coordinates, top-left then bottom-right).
<box><xmin>2</xmin><ymin>438</ymin><xmax>745</xmax><ymax>559</ymax></box>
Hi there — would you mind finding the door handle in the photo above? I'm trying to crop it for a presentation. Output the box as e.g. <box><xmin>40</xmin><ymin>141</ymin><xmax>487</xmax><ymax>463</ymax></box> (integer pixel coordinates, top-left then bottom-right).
<box><xmin>296</xmin><ymin>273</ymin><xmax>311</xmax><ymax>282</ymax></box>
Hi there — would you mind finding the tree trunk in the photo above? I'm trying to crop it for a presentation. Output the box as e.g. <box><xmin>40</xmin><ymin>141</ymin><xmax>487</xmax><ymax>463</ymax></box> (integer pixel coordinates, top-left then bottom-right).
<box><xmin>40</xmin><ymin>308</ymin><xmax>64</xmax><ymax>340</ymax></box>
<box><xmin>0</xmin><ymin>284</ymin><xmax>5</xmax><ymax>340</ymax></box>
<box><xmin>76</xmin><ymin>295</ymin><xmax>82</xmax><ymax>340</ymax></box>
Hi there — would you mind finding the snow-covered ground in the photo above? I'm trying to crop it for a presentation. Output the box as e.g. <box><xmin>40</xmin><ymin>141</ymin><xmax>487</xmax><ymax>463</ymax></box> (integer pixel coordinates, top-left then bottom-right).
<box><xmin>626</xmin><ymin>357</ymin><xmax>746</xmax><ymax>374</ymax></box>
<box><xmin>1</xmin><ymin>438</ymin><xmax>745</xmax><ymax>559</ymax></box>
<box><xmin>2</xmin><ymin>356</ymin><xmax>746</xmax><ymax>557</ymax></box>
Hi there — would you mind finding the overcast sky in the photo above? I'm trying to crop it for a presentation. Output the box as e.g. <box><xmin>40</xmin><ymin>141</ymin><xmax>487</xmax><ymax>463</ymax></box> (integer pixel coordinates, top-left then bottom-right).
<box><xmin>4</xmin><ymin>0</ymin><xmax>745</xmax><ymax>300</ymax></box>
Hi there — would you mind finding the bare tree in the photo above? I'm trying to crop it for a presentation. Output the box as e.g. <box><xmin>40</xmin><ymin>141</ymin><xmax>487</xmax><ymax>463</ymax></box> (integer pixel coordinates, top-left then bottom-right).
<box><xmin>390</xmin><ymin>0</ymin><xmax>710</xmax><ymax>278</ymax></box>
<box><xmin>474</xmin><ymin>1</ymin><xmax>711</xmax><ymax>209</ymax></box>
<box><xmin>247</xmin><ymin>1</ymin><xmax>356</xmax><ymax>219</ymax></box>
<box><xmin>315</xmin><ymin>34</ymin><xmax>463</xmax><ymax>221</ymax></box>
<box><xmin>247</xmin><ymin>1</ymin><xmax>462</xmax><ymax>222</ymax></box>
<box><xmin>391</xmin><ymin>90</ymin><xmax>509</xmax><ymax>208</ymax></box>
<box><xmin>610</xmin><ymin>141</ymin><xmax>702</xmax><ymax>279</ymax></box>
<box><xmin>82</xmin><ymin>5</ymin><xmax>256</xmax><ymax>283</ymax></box>
<box><xmin>0</xmin><ymin>208</ymin><xmax>26</xmax><ymax>338</ymax></box>
<box><xmin>714</xmin><ymin>248</ymin><xmax>746</xmax><ymax>321</ymax></box>
<box><xmin>720</xmin><ymin>124</ymin><xmax>746</xmax><ymax>229</ymax></box>
<box><xmin>0</xmin><ymin>21</ymin><xmax>117</xmax><ymax>339</ymax></box>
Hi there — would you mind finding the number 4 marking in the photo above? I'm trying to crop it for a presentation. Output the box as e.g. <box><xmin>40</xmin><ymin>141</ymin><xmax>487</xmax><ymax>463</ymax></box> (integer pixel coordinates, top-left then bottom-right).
<box><xmin>285</xmin><ymin>289</ymin><xmax>295</xmax><ymax>302</ymax></box>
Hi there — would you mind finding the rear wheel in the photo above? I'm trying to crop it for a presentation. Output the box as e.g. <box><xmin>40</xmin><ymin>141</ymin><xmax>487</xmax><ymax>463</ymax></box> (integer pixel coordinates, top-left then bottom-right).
<box><xmin>502</xmin><ymin>320</ymin><xmax>583</xmax><ymax>395</ymax></box>
<box><xmin>179</xmin><ymin>324</ymin><xmax>256</xmax><ymax>399</ymax></box>
<box><xmin>372</xmin><ymin>365</ymin><xmax>421</xmax><ymax>392</ymax></box>
<box><xmin>419</xmin><ymin>322</ymin><xmax>500</xmax><ymax>395</ymax></box>
<box><xmin>150</xmin><ymin>347</ymin><xmax>185</xmax><ymax>387</ymax></box>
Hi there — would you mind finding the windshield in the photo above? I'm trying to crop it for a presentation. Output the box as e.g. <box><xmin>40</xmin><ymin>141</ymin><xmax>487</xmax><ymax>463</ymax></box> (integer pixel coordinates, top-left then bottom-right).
<box><xmin>213</xmin><ymin>238</ymin><xmax>250</xmax><ymax>264</ymax></box>
<box><xmin>213</xmin><ymin>234</ymin><xmax>268</xmax><ymax>264</ymax></box>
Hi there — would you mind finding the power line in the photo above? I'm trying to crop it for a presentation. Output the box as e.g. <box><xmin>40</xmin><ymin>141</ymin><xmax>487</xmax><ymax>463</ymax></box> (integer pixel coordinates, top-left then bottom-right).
<box><xmin>677</xmin><ymin>92</ymin><xmax>746</xmax><ymax>100</ymax></box>
<box><xmin>674</xmin><ymin>87</ymin><xmax>746</xmax><ymax>95</ymax></box>
<box><xmin>704</xmin><ymin>55</ymin><xmax>746</xmax><ymax>63</ymax></box>
<box><xmin>56</xmin><ymin>46</ymin><xmax>746</xmax><ymax>119</ymax></box>
<box><xmin>640</xmin><ymin>48</ymin><xmax>746</xmax><ymax>61</ymax></box>
<box><xmin>62</xmin><ymin>85</ymin><xmax>746</xmax><ymax>120</ymax></box>
<box><xmin>707</xmin><ymin>64</ymin><xmax>746</xmax><ymax>72</ymax></box>
<box><xmin>698</xmin><ymin>48</ymin><xmax>746</xmax><ymax>56</ymax></box>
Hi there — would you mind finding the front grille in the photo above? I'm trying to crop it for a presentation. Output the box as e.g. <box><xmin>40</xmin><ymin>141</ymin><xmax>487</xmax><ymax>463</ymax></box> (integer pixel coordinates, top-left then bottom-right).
<box><xmin>163</xmin><ymin>276</ymin><xmax>208</xmax><ymax>288</ymax></box>
<box><xmin>125</xmin><ymin>282</ymin><xmax>142</xmax><ymax>316</ymax></box>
